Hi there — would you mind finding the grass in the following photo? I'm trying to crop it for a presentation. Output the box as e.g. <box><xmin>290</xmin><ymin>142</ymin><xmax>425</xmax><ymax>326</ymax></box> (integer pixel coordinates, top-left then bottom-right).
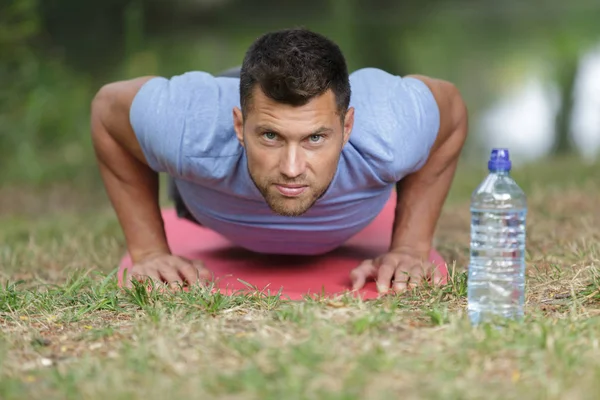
<box><xmin>0</xmin><ymin>155</ymin><xmax>599</xmax><ymax>399</ymax></box>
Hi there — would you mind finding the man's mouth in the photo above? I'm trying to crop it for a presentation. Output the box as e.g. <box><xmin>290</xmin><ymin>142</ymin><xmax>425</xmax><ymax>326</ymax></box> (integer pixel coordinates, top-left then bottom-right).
<box><xmin>274</xmin><ymin>184</ymin><xmax>308</xmax><ymax>197</ymax></box>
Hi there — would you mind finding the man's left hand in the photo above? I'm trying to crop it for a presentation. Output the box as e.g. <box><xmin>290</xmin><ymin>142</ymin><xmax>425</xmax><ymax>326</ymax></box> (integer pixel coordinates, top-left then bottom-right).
<box><xmin>347</xmin><ymin>75</ymin><xmax>467</xmax><ymax>295</ymax></box>
<box><xmin>350</xmin><ymin>249</ymin><xmax>444</xmax><ymax>294</ymax></box>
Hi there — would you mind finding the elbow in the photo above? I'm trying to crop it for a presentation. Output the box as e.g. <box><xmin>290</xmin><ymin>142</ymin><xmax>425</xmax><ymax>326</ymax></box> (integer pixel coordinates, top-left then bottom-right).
<box><xmin>90</xmin><ymin>83</ymin><xmax>116</xmax><ymax>124</ymax></box>
<box><xmin>446</xmin><ymin>82</ymin><xmax>469</xmax><ymax>144</ymax></box>
<box><xmin>90</xmin><ymin>81</ymin><xmax>126</xmax><ymax>138</ymax></box>
<box><xmin>90</xmin><ymin>83</ymin><xmax>119</xmax><ymax>153</ymax></box>
<box><xmin>90</xmin><ymin>76</ymin><xmax>153</xmax><ymax>136</ymax></box>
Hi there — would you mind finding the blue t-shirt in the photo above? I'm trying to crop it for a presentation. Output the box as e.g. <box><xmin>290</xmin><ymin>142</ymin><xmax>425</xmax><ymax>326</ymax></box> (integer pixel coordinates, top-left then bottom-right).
<box><xmin>130</xmin><ymin>68</ymin><xmax>440</xmax><ymax>255</ymax></box>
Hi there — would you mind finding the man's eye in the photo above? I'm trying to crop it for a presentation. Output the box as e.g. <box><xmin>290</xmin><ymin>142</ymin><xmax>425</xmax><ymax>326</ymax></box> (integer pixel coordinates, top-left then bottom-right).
<box><xmin>263</xmin><ymin>132</ymin><xmax>277</xmax><ymax>140</ymax></box>
<box><xmin>309</xmin><ymin>135</ymin><xmax>323</xmax><ymax>143</ymax></box>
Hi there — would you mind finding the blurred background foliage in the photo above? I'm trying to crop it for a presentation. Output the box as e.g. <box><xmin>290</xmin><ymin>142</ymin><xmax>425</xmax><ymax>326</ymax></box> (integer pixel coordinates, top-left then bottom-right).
<box><xmin>1</xmin><ymin>0</ymin><xmax>599</xmax><ymax>186</ymax></box>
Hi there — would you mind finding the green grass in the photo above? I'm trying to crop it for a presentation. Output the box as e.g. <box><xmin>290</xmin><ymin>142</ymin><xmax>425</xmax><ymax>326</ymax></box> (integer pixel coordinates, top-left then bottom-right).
<box><xmin>0</xmin><ymin>156</ymin><xmax>599</xmax><ymax>399</ymax></box>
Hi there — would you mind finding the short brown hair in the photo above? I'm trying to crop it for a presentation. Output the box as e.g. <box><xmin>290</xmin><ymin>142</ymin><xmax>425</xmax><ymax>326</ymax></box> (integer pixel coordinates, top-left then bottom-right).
<box><xmin>239</xmin><ymin>28</ymin><xmax>351</xmax><ymax>117</ymax></box>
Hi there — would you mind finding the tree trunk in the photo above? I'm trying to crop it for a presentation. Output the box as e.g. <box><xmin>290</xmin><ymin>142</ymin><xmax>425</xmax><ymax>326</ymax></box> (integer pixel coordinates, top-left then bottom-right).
<box><xmin>553</xmin><ymin>55</ymin><xmax>578</xmax><ymax>155</ymax></box>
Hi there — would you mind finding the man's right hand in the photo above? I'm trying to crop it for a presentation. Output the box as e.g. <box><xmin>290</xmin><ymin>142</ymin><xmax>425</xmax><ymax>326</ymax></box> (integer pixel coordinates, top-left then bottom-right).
<box><xmin>91</xmin><ymin>77</ymin><xmax>198</xmax><ymax>291</ymax></box>
<box><xmin>123</xmin><ymin>252</ymin><xmax>213</xmax><ymax>289</ymax></box>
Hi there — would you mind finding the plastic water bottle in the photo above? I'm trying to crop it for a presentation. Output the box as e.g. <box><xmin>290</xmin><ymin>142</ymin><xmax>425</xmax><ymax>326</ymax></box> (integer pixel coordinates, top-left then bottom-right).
<box><xmin>468</xmin><ymin>148</ymin><xmax>527</xmax><ymax>325</ymax></box>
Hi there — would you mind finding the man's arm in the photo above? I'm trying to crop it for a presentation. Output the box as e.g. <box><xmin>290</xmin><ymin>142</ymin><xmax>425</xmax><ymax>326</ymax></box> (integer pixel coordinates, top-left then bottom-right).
<box><xmin>92</xmin><ymin>76</ymin><xmax>212</xmax><ymax>288</ymax></box>
<box><xmin>349</xmin><ymin>75</ymin><xmax>468</xmax><ymax>293</ymax></box>
<box><xmin>390</xmin><ymin>76</ymin><xmax>468</xmax><ymax>257</ymax></box>
<box><xmin>91</xmin><ymin>77</ymin><xmax>174</xmax><ymax>262</ymax></box>
<box><xmin>92</xmin><ymin>77</ymin><xmax>212</xmax><ymax>287</ymax></box>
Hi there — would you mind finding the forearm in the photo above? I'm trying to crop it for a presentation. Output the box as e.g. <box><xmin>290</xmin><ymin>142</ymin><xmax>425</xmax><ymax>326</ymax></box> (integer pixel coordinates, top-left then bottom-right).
<box><xmin>390</xmin><ymin>142</ymin><xmax>462</xmax><ymax>257</ymax></box>
<box><xmin>390</xmin><ymin>80</ymin><xmax>468</xmax><ymax>257</ymax></box>
<box><xmin>91</xmin><ymin>87</ymin><xmax>171</xmax><ymax>263</ymax></box>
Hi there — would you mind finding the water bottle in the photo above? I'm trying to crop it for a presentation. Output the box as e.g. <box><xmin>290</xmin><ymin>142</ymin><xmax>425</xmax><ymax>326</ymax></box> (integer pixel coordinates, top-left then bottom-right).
<box><xmin>468</xmin><ymin>148</ymin><xmax>527</xmax><ymax>325</ymax></box>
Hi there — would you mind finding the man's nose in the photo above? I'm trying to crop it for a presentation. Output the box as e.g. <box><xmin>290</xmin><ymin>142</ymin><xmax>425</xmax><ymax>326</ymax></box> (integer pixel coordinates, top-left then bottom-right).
<box><xmin>280</xmin><ymin>145</ymin><xmax>306</xmax><ymax>179</ymax></box>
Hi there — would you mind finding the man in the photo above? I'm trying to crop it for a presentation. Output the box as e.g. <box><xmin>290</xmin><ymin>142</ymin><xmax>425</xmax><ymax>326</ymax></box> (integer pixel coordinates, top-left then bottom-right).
<box><xmin>91</xmin><ymin>28</ymin><xmax>468</xmax><ymax>294</ymax></box>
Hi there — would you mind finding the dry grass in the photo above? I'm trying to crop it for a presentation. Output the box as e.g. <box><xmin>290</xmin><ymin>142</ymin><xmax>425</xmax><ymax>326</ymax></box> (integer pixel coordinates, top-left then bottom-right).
<box><xmin>1</xmin><ymin>156</ymin><xmax>599</xmax><ymax>399</ymax></box>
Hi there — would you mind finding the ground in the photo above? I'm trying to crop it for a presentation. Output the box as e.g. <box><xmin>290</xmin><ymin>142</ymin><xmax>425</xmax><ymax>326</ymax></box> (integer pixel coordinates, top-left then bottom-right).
<box><xmin>1</xmin><ymin>156</ymin><xmax>599</xmax><ymax>399</ymax></box>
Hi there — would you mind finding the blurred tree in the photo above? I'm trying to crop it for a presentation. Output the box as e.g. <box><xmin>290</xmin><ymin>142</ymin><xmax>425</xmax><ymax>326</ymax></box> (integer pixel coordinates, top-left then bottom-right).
<box><xmin>352</xmin><ymin>0</ymin><xmax>434</xmax><ymax>75</ymax></box>
<box><xmin>0</xmin><ymin>0</ymin><xmax>40</xmax><ymax>100</ymax></box>
<box><xmin>328</xmin><ymin>0</ymin><xmax>445</xmax><ymax>75</ymax></box>
<box><xmin>3</xmin><ymin>0</ymin><xmax>600</xmax><ymax>185</ymax></box>
<box><xmin>39</xmin><ymin>0</ymin><xmax>130</xmax><ymax>77</ymax></box>
<box><xmin>0</xmin><ymin>0</ymin><xmax>98</xmax><ymax>183</ymax></box>
<box><xmin>0</xmin><ymin>0</ymin><xmax>40</xmax><ymax>149</ymax></box>
<box><xmin>37</xmin><ymin>0</ymin><xmax>238</xmax><ymax>77</ymax></box>
<box><xmin>427</xmin><ymin>0</ymin><xmax>600</xmax><ymax>156</ymax></box>
<box><xmin>543</xmin><ymin>9</ymin><xmax>599</xmax><ymax>155</ymax></box>
<box><xmin>552</xmin><ymin>37</ymin><xmax>579</xmax><ymax>154</ymax></box>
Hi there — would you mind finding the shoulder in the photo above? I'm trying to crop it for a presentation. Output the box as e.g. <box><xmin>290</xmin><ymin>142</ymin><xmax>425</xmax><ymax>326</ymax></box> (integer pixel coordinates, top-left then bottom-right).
<box><xmin>128</xmin><ymin>70</ymin><xmax>243</xmax><ymax>178</ymax></box>
<box><xmin>345</xmin><ymin>68</ymin><xmax>441</xmax><ymax>183</ymax></box>
<box><xmin>349</xmin><ymin>67</ymin><xmax>397</xmax><ymax>91</ymax></box>
<box><xmin>131</xmin><ymin>71</ymin><xmax>242</xmax><ymax>156</ymax></box>
<box><xmin>132</xmin><ymin>71</ymin><xmax>237</xmax><ymax>127</ymax></box>
<box><xmin>349</xmin><ymin>67</ymin><xmax>438</xmax><ymax>114</ymax></box>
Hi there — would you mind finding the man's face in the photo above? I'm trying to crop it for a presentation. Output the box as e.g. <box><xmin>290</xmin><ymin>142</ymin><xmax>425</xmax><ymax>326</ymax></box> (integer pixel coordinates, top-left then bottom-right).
<box><xmin>233</xmin><ymin>87</ymin><xmax>354</xmax><ymax>217</ymax></box>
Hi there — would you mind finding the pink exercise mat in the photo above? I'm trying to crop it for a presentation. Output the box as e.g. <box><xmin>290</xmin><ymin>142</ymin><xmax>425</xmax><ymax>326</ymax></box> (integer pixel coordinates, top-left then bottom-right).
<box><xmin>118</xmin><ymin>192</ymin><xmax>448</xmax><ymax>300</ymax></box>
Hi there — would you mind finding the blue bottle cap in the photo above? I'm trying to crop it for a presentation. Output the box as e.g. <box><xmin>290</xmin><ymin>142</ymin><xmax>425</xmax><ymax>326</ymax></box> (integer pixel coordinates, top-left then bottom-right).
<box><xmin>488</xmin><ymin>148</ymin><xmax>512</xmax><ymax>172</ymax></box>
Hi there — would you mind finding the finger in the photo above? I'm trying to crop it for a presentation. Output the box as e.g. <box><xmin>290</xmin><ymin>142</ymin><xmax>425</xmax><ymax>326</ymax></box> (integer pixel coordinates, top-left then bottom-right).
<box><xmin>130</xmin><ymin>268</ymin><xmax>162</xmax><ymax>290</ymax></box>
<box><xmin>392</xmin><ymin>266</ymin><xmax>423</xmax><ymax>293</ymax></box>
<box><xmin>391</xmin><ymin>267</ymin><xmax>412</xmax><ymax>293</ymax></box>
<box><xmin>122</xmin><ymin>267</ymin><xmax>134</xmax><ymax>289</ymax></box>
<box><xmin>431</xmin><ymin>263</ymin><xmax>445</xmax><ymax>286</ymax></box>
<box><xmin>349</xmin><ymin>259</ymin><xmax>376</xmax><ymax>290</ymax></box>
<box><xmin>178</xmin><ymin>262</ymin><xmax>201</xmax><ymax>285</ymax></box>
<box><xmin>191</xmin><ymin>261</ymin><xmax>213</xmax><ymax>282</ymax></box>
<box><xmin>158</xmin><ymin>266</ymin><xmax>183</xmax><ymax>288</ymax></box>
<box><xmin>375</xmin><ymin>258</ymin><xmax>397</xmax><ymax>293</ymax></box>
<box><xmin>416</xmin><ymin>261</ymin><xmax>438</xmax><ymax>286</ymax></box>
<box><xmin>125</xmin><ymin>265</ymin><xmax>157</xmax><ymax>285</ymax></box>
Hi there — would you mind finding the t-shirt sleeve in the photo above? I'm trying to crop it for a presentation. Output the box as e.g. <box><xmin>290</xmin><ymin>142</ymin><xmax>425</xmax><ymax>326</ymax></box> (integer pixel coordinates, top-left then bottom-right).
<box><xmin>128</xmin><ymin>71</ymin><xmax>220</xmax><ymax>176</ymax></box>
<box><xmin>388</xmin><ymin>76</ymin><xmax>440</xmax><ymax>180</ymax></box>
<box><xmin>347</xmin><ymin>68</ymin><xmax>441</xmax><ymax>184</ymax></box>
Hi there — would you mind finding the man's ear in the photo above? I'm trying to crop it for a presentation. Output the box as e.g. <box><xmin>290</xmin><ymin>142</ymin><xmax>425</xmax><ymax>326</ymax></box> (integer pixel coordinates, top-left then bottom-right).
<box><xmin>233</xmin><ymin>107</ymin><xmax>244</xmax><ymax>147</ymax></box>
<box><xmin>342</xmin><ymin>107</ymin><xmax>355</xmax><ymax>145</ymax></box>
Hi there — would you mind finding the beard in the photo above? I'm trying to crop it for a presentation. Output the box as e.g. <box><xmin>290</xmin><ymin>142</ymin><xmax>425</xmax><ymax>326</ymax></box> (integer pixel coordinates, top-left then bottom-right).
<box><xmin>247</xmin><ymin>168</ymin><xmax>332</xmax><ymax>217</ymax></box>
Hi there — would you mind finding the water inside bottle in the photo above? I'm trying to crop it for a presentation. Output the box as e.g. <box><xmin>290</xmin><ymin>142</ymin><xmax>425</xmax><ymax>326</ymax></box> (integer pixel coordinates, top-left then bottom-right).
<box><xmin>468</xmin><ymin>207</ymin><xmax>527</xmax><ymax>324</ymax></box>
